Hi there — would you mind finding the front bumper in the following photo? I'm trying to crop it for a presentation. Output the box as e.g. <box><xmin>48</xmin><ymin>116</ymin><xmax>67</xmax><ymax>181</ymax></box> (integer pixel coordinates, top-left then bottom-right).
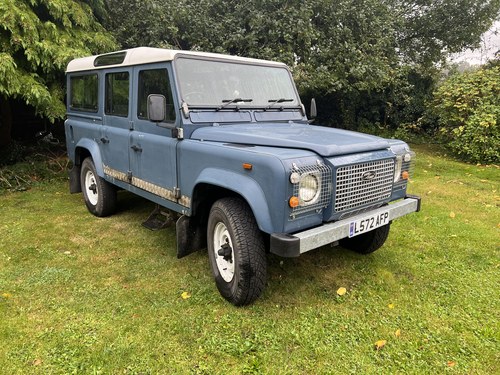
<box><xmin>270</xmin><ymin>195</ymin><xmax>421</xmax><ymax>257</ymax></box>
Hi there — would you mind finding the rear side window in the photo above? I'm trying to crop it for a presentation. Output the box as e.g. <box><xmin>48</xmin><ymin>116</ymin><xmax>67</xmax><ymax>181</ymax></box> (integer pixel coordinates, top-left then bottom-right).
<box><xmin>105</xmin><ymin>72</ymin><xmax>129</xmax><ymax>117</ymax></box>
<box><xmin>70</xmin><ymin>74</ymin><xmax>98</xmax><ymax>112</ymax></box>
<box><xmin>138</xmin><ymin>69</ymin><xmax>175</xmax><ymax>122</ymax></box>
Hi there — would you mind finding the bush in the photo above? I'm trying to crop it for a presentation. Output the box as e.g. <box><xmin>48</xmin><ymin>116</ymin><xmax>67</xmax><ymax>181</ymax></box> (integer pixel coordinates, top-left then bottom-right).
<box><xmin>432</xmin><ymin>64</ymin><xmax>500</xmax><ymax>164</ymax></box>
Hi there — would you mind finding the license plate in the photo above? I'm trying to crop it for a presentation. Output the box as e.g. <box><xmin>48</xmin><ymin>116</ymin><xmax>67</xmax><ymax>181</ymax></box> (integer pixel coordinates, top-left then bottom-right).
<box><xmin>349</xmin><ymin>211</ymin><xmax>389</xmax><ymax>238</ymax></box>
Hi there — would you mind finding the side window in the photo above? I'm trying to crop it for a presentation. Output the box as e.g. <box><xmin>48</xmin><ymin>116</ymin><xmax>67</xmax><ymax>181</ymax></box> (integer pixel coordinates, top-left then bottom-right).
<box><xmin>138</xmin><ymin>69</ymin><xmax>175</xmax><ymax>122</ymax></box>
<box><xmin>105</xmin><ymin>72</ymin><xmax>129</xmax><ymax>117</ymax></box>
<box><xmin>70</xmin><ymin>74</ymin><xmax>98</xmax><ymax>112</ymax></box>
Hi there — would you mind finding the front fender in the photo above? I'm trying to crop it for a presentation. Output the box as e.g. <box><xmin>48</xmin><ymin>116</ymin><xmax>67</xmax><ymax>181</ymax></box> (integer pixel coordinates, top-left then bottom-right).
<box><xmin>194</xmin><ymin>168</ymin><xmax>275</xmax><ymax>234</ymax></box>
<box><xmin>75</xmin><ymin>138</ymin><xmax>104</xmax><ymax>177</ymax></box>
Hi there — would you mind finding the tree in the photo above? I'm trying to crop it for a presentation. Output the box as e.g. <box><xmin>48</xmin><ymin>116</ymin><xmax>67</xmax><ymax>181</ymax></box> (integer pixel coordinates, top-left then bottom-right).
<box><xmin>393</xmin><ymin>0</ymin><xmax>500</xmax><ymax>67</ymax></box>
<box><xmin>104</xmin><ymin>0</ymin><xmax>500</xmax><ymax>130</ymax></box>
<box><xmin>432</xmin><ymin>61</ymin><xmax>499</xmax><ymax>163</ymax></box>
<box><xmin>0</xmin><ymin>0</ymin><xmax>116</xmax><ymax>147</ymax></box>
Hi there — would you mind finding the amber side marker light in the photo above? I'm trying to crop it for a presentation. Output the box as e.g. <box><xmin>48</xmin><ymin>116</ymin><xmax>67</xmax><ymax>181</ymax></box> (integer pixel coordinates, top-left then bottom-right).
<box><xmin>402</xmin><ymin>171</ymin><xmax>410</xmax><ymax>180</ymax></box>
<box><xmin>289</xmin><ymin>196</ymin><xmax>300</xmax><ymax>208</ymax></box>
<box><xmin>243</xmin><ymin>163</ymin><xmax>253</xmax><ymax>170</ymax></box>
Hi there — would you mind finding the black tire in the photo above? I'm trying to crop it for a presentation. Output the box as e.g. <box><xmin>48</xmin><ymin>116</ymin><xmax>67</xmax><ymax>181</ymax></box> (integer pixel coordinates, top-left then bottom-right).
<box><xmin>340</xmin><ymin>223</ymin><xmax>391</xmax><ymax>254</ymax></box>
<box><xmin>80</xmin><ymin>157</ymin><xmax>117</xmax><ymax>217</ymax></box>
<box><xmin>207</xmin><ymin>197</ymin><xmax>267</xmax><ymax>306</ymax></box>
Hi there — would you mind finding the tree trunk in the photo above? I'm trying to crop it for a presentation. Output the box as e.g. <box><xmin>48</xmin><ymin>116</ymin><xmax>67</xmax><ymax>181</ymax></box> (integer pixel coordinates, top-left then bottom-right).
<box><xmin>0</xmin><ymin>97</ymin><xmax>13</xmax><ymax>148</ymax></box>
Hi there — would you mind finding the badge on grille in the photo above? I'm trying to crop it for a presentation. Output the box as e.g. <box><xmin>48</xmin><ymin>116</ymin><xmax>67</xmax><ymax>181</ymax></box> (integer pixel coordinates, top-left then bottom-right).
<box><xmin>362</xmin><ymin>171</ymin><xmax>377</xmax><ymax>181</ymax></box>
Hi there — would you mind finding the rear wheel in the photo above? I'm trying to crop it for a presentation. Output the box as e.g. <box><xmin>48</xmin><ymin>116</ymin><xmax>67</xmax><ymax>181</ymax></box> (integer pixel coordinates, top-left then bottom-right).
<box><xmin>207</xmin><ymin>197</ymin><xmax>267</xmax><ymax>306</ymax></box>
<box><xmin>80</xmin><ymin>157</ymin><xmax>116</xmax><ymax>217</ymax></box>
<box><xmin>340</xmin><ymin>224</ymin><xmax>391</xmax><ymax>254</ymax></box>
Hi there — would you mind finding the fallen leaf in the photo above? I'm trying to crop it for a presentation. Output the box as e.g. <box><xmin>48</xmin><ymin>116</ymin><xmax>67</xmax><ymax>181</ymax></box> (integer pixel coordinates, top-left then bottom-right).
<box><xmin>181</xmin><ymin>292</ymin><xmax>191</xmax><ymax>300</ymax></box>
<box><xmin>449</xmin><ymin>212</ymin><xmax>456</xmax><ymax>218</ymax></box>
<box><xmin>395</xmin><ymin>329</ymin><xmax>401</xmax><ymax>337</ymax></box>
<box><xmin>336</xmin><ymin>287</ymin><xmax>347</xmax><ymax>296</ymax></box>
<box><xmin>374</xmin><ymin>340</ymin><xmax>387</xmax><ymax>350</ymax></box>
<box><xmin>1</xmin><ymin>293</ymin><xmax>11</xmax><ymax>299</ymax></box>
<box><xmin>64</xmin><ymin>251</ymin><xmax>71</xmax><ymax>255</ymax></box>
<box><xmin>388</xmin><ymin>303</ymin><xmax>395</xmax><ymax>309</ymax></box>
<box><xmin>33</xmin><ymin>359</ymin><xmax>42</xmax><ymax>366</ymax></box>
<box><xmin>447</xmin><ymin>361</ymin><xmax>456</xmax><ymax>367</ymax></box>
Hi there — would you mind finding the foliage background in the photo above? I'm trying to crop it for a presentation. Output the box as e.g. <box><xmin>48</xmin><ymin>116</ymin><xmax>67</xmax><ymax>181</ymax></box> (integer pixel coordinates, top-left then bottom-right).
<box><xmin>0</xmin><ymin>0</ymin><xmax>499</xmax><ymax>162</ymax></box>
<box><xmin>432</xmin><ymin>62</ymin><xmax>500</xmax><ymax>163</ymax></box>
<box><xmin>0</xmin><ymin>0</ymin><xmax>116</xmax><ymax>147</ymax></box>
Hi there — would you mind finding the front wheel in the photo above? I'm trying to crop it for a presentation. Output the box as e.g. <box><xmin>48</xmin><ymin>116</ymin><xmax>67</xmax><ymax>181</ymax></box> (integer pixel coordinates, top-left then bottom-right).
<box><xmin>339</xmin><ymin>223</ymin><xmax>391</xmax><ymax>254</ymax></box>
<box><xmin>207</xmin><ymin>198</ymin><xmax>267</xmax><ymax>306</ymax></box>
<box><xmin>80</xmin><ymin>157</ymin><xmax>117</xmax><ymax>217</ymax></box>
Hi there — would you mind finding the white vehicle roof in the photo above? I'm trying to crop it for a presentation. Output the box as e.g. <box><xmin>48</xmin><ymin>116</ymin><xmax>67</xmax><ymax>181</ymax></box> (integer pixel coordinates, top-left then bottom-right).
<box><xmin>66</xmin><ymin>47</ymin><xmax>286</xmax><ymax>73</ymax></box>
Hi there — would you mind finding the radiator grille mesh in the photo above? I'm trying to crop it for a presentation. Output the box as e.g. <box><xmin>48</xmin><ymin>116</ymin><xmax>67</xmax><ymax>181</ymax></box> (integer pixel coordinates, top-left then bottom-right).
<box><xmin>335</xmin><ymin>159</ymin><xmax>394</xmax><ymax>212</ymax></box>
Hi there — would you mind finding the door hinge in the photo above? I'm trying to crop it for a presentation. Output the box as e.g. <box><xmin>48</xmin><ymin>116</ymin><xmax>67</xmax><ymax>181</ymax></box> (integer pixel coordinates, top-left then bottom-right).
<box><xmin>173</xmin><ymin>128</ymin><xmax>184</xmax><ymax>140</ymax></box>
<box><xmin>129</xmin><ymin>121</ymin><xmax>134</xmax><ymax>131</ymax></box>
<box><xmin>174</xmin><ymin>187</ymin><xmax>181</xmax><ymax>199</ymax></box>
<box><xmin>127</xmin><ymin>170</ymin><xmax>132</xmax><ymax>182</ymax></box>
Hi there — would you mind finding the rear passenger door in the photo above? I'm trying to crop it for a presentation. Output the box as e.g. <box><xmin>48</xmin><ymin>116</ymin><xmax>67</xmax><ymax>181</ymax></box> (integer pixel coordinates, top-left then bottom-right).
<box><xmin>129</xmin><ymin>64</ymin><xmax>179</xmax><ymax>203</ymax></box>
<box><xmin>101</xmin><ymin>69</ymin><xmax>131</xmax><ymax>179</ymax></box>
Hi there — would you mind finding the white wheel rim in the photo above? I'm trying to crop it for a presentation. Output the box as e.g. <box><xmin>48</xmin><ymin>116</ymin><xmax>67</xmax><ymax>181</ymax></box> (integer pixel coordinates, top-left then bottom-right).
<box><xmin>84</xmin><ymin>169</ymin><xmax>99</xmax><ymax>206</ymax></box>
<box><xmin>213</xmin><ymin>222</ymin><xmax>235</xmax><ymax>282</ymax></box>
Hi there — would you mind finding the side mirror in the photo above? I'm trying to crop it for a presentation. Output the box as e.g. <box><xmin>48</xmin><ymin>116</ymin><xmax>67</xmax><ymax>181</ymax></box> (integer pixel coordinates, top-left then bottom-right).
<box><xmin>147</xmin><ymin>94</ymin><xmax>166</xmax><ymax>122</ymax></box>
<box><xmin>309</xmin><ymin>98</ymin><xmax>317</xmax><ymax>121</ymax></box>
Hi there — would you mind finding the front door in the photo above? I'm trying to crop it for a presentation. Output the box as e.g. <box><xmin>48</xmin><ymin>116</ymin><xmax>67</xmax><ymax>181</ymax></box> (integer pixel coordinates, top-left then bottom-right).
<box><xmin>129</xmin><ymin>64</ymin><xmax>179</xmax><ymax>203</ymax></box>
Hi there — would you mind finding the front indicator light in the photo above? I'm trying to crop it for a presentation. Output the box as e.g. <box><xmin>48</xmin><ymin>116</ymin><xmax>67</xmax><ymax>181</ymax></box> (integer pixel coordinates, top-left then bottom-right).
<box><xmin>402</xmin><ymin>171</ymin><xmax>410</xmax><ymax>180</ymax></box>
<box><xmin>289</xmin><ymin>196</ymin><xmax>300</xmax><ymax>208</ymax></box>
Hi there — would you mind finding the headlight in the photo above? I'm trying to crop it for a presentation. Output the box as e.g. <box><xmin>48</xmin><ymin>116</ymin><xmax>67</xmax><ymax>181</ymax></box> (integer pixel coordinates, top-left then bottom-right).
<box><xmin>394</xmin><ymin>152</ymin><xmax>412</xmax><ymax>182</ymax></box>
<box><xmin>299</xmin><ymin>173</ymin><xmax>320</xmax><ymax>204</ymax></box>
<box><xmin>288</xmin><ymin>162</ymin><xmax>332</xmax><ymax>216</ymax></box>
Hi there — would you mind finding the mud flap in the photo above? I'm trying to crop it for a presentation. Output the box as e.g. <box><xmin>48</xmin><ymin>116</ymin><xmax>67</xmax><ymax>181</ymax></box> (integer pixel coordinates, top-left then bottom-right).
<box><xmin>69</xmin><ymin>165</ymin><xmax>82</xmax><ymax>193</ymax></box>
<box><xmin>176</xmin><ymin>215</ymin><xmax>206</xmax><ymax>259</ymax></box>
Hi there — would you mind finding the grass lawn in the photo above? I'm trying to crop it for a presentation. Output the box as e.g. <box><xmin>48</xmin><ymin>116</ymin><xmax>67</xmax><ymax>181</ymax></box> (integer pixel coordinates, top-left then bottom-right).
<box><xmin>0</xmin><ymin>144</ymin><xmax>498</xmax><ymax>374</ymax></box>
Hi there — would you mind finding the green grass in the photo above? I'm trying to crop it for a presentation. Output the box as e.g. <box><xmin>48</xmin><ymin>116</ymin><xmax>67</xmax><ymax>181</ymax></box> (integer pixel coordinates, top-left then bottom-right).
<box><xmin>0</xmin><ymin>145</ymin><xmax>498</xmax><ymax>374</ymax></box>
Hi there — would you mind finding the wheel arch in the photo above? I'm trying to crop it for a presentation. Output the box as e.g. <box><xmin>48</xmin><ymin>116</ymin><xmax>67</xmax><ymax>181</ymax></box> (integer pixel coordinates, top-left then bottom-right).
<box><xmin>176</xmin><ymin>171</ymin><xmax>275</xmax><ymax>259</ymax></box>
<box><xmin>74</xmin><ymin>139</ymin><xmax>104</xmax><ymax>177</ymax></box>
<box><xmin>190</xmin><ymin>169</ymin><xmax>275</xmax><ymax>234</ymax></box>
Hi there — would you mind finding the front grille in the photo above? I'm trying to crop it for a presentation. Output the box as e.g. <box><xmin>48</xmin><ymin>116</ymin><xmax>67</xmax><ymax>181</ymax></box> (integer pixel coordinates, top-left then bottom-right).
<box><xmin>335</xmin><ymin>159</ymin><xmax>394</xmax><ymax>212</ymax></box>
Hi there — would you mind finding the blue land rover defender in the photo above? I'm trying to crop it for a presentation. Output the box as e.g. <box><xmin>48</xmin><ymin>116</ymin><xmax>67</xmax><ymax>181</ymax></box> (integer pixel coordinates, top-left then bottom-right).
<box><xmin>65</xmin><ymin>48</ymin><xmax>420</xmax><ymax>305</ymax></box>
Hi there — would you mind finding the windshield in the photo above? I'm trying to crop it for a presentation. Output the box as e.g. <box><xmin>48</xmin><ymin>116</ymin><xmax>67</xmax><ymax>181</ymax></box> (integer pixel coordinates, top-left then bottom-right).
<box><xmin>175</xmin><ymin>57</ymin><xmax>299</xmax><ymax>107</ymax></box>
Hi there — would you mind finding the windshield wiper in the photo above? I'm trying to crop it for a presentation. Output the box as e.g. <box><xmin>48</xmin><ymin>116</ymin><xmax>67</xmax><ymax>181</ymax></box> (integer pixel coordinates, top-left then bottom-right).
<box><xmin>265</xmin><ymin>98</ymin><xmax>294</xmax><ymax>110</ymax></box>
<box><xmin>216</xmin><ymin>98</ymin><xmax>253</xmax><ymax>111</ymax></box>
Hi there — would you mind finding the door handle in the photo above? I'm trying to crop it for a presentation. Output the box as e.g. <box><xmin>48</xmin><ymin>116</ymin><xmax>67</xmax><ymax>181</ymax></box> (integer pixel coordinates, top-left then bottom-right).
<box><xmin>100</xmin><ymin>137</ymin><xmax>109</xmax><ymax>144</ymax></box>
<box><xmin>131</xmin><ymin>145</ymin><xmax>142</xmax><ymax>152</ymax></box>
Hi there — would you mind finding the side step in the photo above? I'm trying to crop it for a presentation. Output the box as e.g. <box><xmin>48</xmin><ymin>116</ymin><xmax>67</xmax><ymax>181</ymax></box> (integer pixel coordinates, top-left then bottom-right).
<box><xmin>142</xmin><ymin>205</ymin><xmax>174</xmax><ymax>231</ymax></box>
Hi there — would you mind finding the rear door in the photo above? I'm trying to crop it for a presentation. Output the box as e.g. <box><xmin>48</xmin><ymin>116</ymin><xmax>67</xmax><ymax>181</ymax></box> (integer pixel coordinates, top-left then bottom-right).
<box><xmin>129</xmin><ymin>64</ymin><xmax>179</xmax><ymax>203</ymax></box>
